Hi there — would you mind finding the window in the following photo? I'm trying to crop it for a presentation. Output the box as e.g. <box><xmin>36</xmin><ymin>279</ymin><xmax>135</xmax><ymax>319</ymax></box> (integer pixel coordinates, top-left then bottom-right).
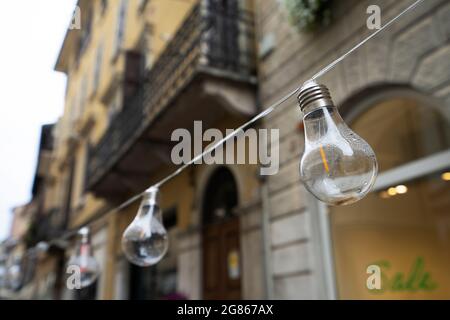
<box><xmin>71</xmin><ymin>141</ymin><xmax>89</xmax><ymax>210</ymax></box>
<box><xmin>92</xmin><ymin>44</ymin><xmax>103</xmax><ymax>93</ymax></box>
<box><xmin>329</xmin><ymin>89</ymin><xmax>450</xmax><ymax>299</ymax></box>
<box><xmin>113</xmin><ymin>0</ymin><xmax>128</xmax><ymax>59</ymax></box>
<box><xmin>107</xmin><ymin>89</ymin><xmax>123</xmax><ymax>123</ymax></box>
<box><xmin>79</xmin><ymin>9</ymin><xmax>93</xmax><ymax>56</ymax></box>
<box><xmin>69</xmin><ymin>97</ymin><xmax>77</xmax><ymax>126</ymax></box>
<box><xmin>73</xmin><ymin>89</ymin><xmax>83</xmax><ymax>122</ymax></box>
<box><xmin>101</xmin><ymin>0</ymin><xmax>108</xmax><ymax>15</ymax></box>
<box><xmin>79</xmin><ymin>75</ymin><xmax>89</xmax><ymax>116</ymax></box>
<box><xmin>138</xmin><ymin>26</ymin><xmax>154</xmax><ymax>71</ymax></box>
<box><xmin>138</xmin><ymin>0</ymin><xmax>149</xmax><ymax>13</ymax></box>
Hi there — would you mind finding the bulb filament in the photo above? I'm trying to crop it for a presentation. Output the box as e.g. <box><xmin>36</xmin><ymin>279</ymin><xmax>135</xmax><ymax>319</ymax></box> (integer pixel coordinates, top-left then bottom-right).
<box><xmin>319</xmin><ymin>145</ymin><xmax>330</xmax><ymax>173</ymax></box>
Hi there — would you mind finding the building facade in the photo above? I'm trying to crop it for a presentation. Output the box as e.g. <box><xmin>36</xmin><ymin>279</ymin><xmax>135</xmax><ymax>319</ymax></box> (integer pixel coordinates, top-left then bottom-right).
<box><xmin>6</xmin><ymin>0</ymin><xmax>450</xmax><ymax>300</ymax></box>
<box><xmin>257</xmin><ymin>0</ymin><xmax>450</xmax><ymax>299</ymax></box>
<box><xmin>52</xmin><ymin>0</ymin><xmax>259</xmax><ymax>300</ymax></box>
<box><xmin>1</xmin><ymin>124</ymin><xmax>64</xmax><ymax>299</ymax></box>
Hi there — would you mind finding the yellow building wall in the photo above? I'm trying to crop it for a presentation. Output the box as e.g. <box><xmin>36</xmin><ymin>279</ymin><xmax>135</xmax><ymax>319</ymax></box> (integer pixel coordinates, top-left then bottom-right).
<box><xmin>51</xmin><ymin>0</ymin><xmax>199</xmax><ymax>299</ymax></box>
<box><xmin>53</xmin><ymin>0</ymin><xmax>258</xmax><ymax>299</ymax></box>
<box><xmin>54</xmin><ymin>0</ymin><xmax>197</xmax><ymax>230</ymax></box>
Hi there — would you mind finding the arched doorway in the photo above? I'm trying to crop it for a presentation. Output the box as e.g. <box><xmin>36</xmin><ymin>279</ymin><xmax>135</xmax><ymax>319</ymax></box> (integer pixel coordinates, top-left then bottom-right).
<box><xmin>329</xmin><ymin>87</ymin><xmax>450</xmax><ymax>299</ymax></box>
<box><xmin>202</xmin><ymin>167</ymin><xmax>241</xmax><ymax>299</ymax></box>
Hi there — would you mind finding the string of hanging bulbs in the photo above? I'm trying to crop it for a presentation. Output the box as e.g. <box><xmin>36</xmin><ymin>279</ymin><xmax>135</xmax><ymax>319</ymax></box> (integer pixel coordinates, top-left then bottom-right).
<box><xmin>5</xmin><ymin>0</ymin><xmax>424</xmax><ymax>290</ymax></box>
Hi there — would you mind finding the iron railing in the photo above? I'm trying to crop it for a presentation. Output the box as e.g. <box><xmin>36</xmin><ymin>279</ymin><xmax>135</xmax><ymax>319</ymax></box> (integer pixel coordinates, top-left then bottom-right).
<box><xmin>87</xmin><ymin>2</ymin><xmax>256</xmax><ymax>190</ymax></box>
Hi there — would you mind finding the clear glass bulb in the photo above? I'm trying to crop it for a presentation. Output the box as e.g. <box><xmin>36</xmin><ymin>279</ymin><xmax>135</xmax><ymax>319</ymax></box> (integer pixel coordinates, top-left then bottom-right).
<box><xmin>6</xmin><ymin>256</ymin><xmax>22</xmax><ymax>291</ymax></box>
<box><xmin>298</xmin><ymin>81</ymin><xmax>378</xmax><ymax>205</ymax></box>
<box><xmin>122</xmin><ymin>187</ymin><xmax>169</xmax><ymax>267</ymax></box>
<box><xmin>67</xmin><ymin>227</ymin><xmax>100</xmax><ymax>288</ymax></box>
<box><xmin>36</xmin><ymin>241</ymin><xmax>49</xmax><ymax>255</ymax></box>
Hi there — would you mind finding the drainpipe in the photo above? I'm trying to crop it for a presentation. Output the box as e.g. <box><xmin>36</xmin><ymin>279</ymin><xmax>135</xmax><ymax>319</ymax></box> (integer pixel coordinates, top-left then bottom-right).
<box><xmin>260</xmin><ymin>176</ymin><xmax>274</xmax><ymax>300</ymax></box>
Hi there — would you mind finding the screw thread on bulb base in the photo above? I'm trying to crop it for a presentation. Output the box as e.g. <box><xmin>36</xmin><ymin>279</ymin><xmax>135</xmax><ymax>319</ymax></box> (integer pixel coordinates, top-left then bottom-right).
<box><xmin>297</xmin><ymin>81</ymin><xmax>334</xmax><ymax>113</ymax></box>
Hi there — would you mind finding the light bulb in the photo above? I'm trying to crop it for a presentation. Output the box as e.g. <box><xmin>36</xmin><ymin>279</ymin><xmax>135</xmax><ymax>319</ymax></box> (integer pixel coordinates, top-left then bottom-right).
<box><xmin>298</xmin><ymin>81</ymin><xmax>378</xmax><ymax>205</ymax></box>
<box><xmin>6</xmin><ymin>257</ymin><xmax>22</xmax><ymax>291</ymax></box>
<box><xmin>67</xmin><ymin>227</ymin><xmax>100</xmax><ymax>288</ymax></box>
<box><xmin>34</xmin><ymin>241</ymin><xmax>50</xmax><ymax>261</ymax></box>
<box><xmin>122</xmin><ymin>187</ymin><xmax>169</xmax><ymax>267</ymax></box>
<box><xmin>36</xmin><ymin>241</ymin><xmax>49</xmax><ymax>254</ymax></box>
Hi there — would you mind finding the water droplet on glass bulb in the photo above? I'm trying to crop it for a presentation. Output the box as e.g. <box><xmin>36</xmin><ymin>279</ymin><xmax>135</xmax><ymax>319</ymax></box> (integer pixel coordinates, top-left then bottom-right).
<box><xmin>298</xmin><ymin>81</ymin><xmax>378</xmax><ymax>205</ymax></box>
<box><xmin>67</xmin><ymin>227</ymin><xmax>100</xmax><ymax>288</ymax></box>
<box><xmin>122</xmin><ymin>187</ymin><xmax>169</xmax><ymax>267</ymax></box>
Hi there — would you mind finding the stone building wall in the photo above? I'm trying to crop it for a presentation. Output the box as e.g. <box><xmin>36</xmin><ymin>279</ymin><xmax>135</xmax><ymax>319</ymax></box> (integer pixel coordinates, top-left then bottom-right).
<box><xmin>255</xmin><ymin>0</ymin><xmax>450</xmax><ymax>299</ymax></box>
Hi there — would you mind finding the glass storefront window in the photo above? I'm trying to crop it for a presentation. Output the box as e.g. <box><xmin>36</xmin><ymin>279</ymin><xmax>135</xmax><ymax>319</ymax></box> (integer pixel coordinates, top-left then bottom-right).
<box><xmin>351</xmin><ymin>98</ymin><xmax>450</xmax><ymax>173</ymax></box>
<box><xmin>330</xmin><ymin>94</ymin><xmax>450</xmax><ymax>299</ymax></box>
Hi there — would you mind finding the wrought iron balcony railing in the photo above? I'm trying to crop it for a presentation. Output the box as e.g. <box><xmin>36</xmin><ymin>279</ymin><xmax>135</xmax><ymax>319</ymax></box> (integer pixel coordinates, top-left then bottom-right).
<box><xmin>24</xmin><ymin>208</ymin><xmax>65</xmax><ymax>248</ymax></box>
<box><xmin>87</xmin><ymin>2</ymin><xmax>256</xmax><ymax>191</ymax></box>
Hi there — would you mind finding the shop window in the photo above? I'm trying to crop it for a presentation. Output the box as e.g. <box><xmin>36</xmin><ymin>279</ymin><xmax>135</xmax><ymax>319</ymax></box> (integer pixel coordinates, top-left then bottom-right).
<box><xmin>349</xmin><ymin>97</ymin><xmax>450</xmax><ymax>172</ymax></box>
<box><xmin>329</xmin><ymin>91</ymin><xmax>450</xmax><ymax>299</ymax></box>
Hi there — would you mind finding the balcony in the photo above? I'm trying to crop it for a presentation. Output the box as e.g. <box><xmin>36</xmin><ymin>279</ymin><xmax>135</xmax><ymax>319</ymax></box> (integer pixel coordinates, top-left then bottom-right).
<box><xmin>24</xmin><ymin>208</ymin><xmax>66</xmax><ymax>248</ymax></box>
<box><xmin>87</xmin><ymin>2</ymin><xmax>257</xmax><ymax>199</ymax></box>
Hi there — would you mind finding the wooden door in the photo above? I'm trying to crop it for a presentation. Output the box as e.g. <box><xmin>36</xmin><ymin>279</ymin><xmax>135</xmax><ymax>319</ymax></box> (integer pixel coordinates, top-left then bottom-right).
<box><xmin>202</xmin><ymin>217</ymin><xmax>241</xmax><ymax>300</ymax></box>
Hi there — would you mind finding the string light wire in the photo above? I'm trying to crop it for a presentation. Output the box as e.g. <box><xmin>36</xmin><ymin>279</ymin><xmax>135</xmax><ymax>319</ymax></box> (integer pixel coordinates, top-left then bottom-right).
<box><xmin>26</xmin><ymin>0</ymin><xmax>425</xmax><ymax>251</ymax></box>
<box><xmin>311</xmin><ymin>0</ymin><xmax>425</xmax><ymax>80</ymax></box>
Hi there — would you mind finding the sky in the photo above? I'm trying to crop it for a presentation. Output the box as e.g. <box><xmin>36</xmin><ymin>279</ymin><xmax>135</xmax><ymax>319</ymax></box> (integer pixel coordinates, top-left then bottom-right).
<box><xmin>0</xmin><ymin>0</ymin><xmax>77</xmax><ymax>241</ymax></box>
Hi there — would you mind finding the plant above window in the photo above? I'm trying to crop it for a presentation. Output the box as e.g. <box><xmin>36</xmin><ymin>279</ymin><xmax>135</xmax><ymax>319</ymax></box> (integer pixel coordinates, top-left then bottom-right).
<box><xmin>284</xmin><ymin>0</ymin><xmax>333</xmax><ymax>32</ymax></box>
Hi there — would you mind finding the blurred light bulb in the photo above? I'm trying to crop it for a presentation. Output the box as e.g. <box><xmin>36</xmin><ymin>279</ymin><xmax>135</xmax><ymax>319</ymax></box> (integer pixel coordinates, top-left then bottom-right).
<box><xmin>122</xmin><ymin>187</ymin><xmax>169</xmax><ymax>267</ymax></box>
<box><xmin>395</xmin><ymin>185</ymin><xmax>408</xmax><ymax>194</ymax></box>
<box><xmin>387</xmin><ymin>187</ymin><xmax>397</xmax><ymax>196</ymax></box>
<box><xmin>298</xmin><ymin>81</ymin><xmax>378</xmax><ymax>205</ymax></box>
<box><xmin>36</xmin><ymin>241</ymin><xmax>49</xmax><ymax>254</ymax></box>
<box><xmin>35</xmin><ymin>241</ymin><xmax>50</xmax><ymax>261</ymax></box>
<box><xmin>442</xmin><ymin>172</ymin><xmax>450</xmax><ymax>181</ymax></box>
<box><xmin>6</xmin><ymin>256</ymin><xmax>23</xmax><ymax>291</ymax></box>
<box><xmin>68</xmin><ymin>227</ymin><xmax>100</xmax><ymax>288</ymax></box>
